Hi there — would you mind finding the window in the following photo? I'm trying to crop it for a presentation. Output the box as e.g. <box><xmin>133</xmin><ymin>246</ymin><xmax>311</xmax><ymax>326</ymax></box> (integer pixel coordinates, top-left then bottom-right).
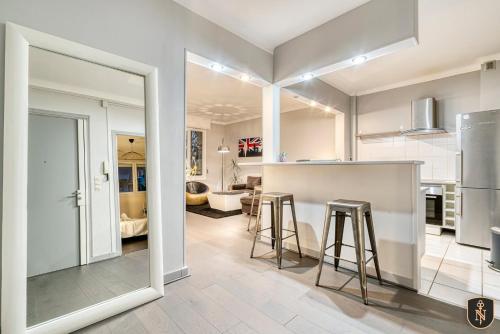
<box><xmin>118</xmin><ymin>165</ymin><xmax>134</xmax><ymax>192</ymax></box>
<box><xmin>119</xmin><ymin>162</ymin><xmax>147</xmax><ymax>193</ymax></box>
<box><xmin>137</xmin><ymin>164</ymin><xmax>147</xmax><ymax>192</ymax></box>
<box><xmin>186</xmin><ymin>128</ymin><xmax>206</xmax><ymax>180</ymax></box>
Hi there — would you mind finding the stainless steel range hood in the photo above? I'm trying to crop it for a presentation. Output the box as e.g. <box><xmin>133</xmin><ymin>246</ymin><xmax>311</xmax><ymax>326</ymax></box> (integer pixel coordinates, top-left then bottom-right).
<box><xmin>401</xmin><ymin>97</ymin><xmax>446</xmax><ymax>136</ymax></box>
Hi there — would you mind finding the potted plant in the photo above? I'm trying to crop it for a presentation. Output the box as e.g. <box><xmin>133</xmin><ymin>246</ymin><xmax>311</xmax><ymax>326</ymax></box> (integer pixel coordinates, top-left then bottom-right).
<box><xmin>229</xmin><ymin>158</ymin><xmax>242</xmax><ymax>188</ymax></box>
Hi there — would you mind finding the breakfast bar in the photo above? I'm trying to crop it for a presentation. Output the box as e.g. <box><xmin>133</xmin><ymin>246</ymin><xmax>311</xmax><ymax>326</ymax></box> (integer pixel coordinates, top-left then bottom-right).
<box><xmin>240</xmin><ymin>160</ymin><xmax>426</xmax><ymax>290</ymax></box>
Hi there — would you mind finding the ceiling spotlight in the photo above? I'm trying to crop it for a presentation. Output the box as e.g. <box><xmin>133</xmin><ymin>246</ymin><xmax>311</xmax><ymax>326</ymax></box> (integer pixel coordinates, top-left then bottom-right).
<box><xmin>325</xmin><ymin>106</ymin><xmax>332</xmax><ymax>112</ymax></box>
<box><xmin>310</xmin><ymin>101</ymin><xmax>317</xmax><ymax>107</ymax></box>
<box><xmin>240</xmin><ymin>73</ymin><xmax>251</xmax><ymax>82</ymax></box>
<box><xmin>352</xmin><ymin>55</ymin><xmax>367</xmax><ymax>65</ymax></box>
<box><xmin>210</xmin><ymin>63</ymin><xmax>225</xmax><ymax>72</ymax></box>
<box><xmin>301</xmin><ymin>72</ymin><xmax>315</xmax><ymax>81</ymax></box>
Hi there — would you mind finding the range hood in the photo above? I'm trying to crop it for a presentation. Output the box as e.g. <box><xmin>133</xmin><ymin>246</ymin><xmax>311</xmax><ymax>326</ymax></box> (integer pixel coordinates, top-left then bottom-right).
<box><xmin>401</xmin><ymin>97</ymin><xmax>446</xmax><ymax>136</ymax></box>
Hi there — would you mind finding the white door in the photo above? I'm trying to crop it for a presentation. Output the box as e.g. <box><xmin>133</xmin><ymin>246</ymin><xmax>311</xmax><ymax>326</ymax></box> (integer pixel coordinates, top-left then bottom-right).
<box><xmin>27</xmin><ymin>113</ymin><xmax>86</xmax><ymax>277</ymax></box>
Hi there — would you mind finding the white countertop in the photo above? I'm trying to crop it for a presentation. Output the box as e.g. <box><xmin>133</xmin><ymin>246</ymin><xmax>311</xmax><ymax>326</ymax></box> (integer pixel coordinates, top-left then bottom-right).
<box><xmin>239</xmin><ymin>160</ymin><xmax>424</xmax><ymax>166</ymax></box>
<box><xmin>421</xmin><ymin>179</ymin><xmax>456</xmax><ymax>185</ymax></box>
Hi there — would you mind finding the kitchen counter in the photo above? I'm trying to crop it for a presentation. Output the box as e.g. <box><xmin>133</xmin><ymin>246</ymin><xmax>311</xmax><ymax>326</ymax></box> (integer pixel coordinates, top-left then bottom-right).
<box><xmin>257</xmin><ymin>161</ymin><xmax>425</xmax><ymax>290</ymax></box>
<box><xmin>421</xmin><ymin>179</ymin><xmax>456</xmax><ymax>185</ymax></box>
<box><xmin>239</xmin><ymin>160</ymin><xmax>424</xmax><ymax>166</ymax></box>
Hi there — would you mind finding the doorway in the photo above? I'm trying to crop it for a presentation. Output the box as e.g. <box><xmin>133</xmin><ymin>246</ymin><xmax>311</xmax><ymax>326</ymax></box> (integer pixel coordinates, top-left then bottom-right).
<box><xmin>114</xmin><ymin>134</ymin><xmax>148</xmax><ymax>255</ymax></box>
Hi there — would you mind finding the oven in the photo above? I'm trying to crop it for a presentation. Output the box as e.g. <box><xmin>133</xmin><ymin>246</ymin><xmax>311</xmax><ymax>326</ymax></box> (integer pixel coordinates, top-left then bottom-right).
<box><xmin>426</xmin><ymin>185</ymin><xmax>443</xmax><ymax>226</ymax></box>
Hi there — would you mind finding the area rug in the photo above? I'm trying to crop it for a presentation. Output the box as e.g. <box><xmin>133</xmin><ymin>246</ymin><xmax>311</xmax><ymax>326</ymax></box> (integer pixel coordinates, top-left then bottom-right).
<box><xmin>186</xmin><ymin>203</ymin><xmax>242</xmax><ymax>219</ymax></box>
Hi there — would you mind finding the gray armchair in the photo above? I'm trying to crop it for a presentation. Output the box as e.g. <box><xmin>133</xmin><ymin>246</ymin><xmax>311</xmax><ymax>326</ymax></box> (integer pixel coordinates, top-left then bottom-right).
<box><xmin>231</xmin><ymin>176</ymin><xmax>262</xmax><ymax>215</ymax></box>
<box><xmin>230</xmin><ymin>176</ymin><xmax>261</xmax><ymax>192</ymax></box>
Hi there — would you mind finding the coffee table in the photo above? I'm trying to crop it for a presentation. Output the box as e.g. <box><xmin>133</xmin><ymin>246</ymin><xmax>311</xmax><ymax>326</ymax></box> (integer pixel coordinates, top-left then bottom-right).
<box><xmin>207</xmin><ymin>191</ymin><xmax>248</xmax><ymax>212</ymax></box>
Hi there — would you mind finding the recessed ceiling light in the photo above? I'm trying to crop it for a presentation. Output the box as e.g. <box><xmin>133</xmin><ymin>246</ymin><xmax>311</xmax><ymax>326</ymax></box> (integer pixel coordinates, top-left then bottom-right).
<box><xmin>310</xmin><ymin>101</ymin><xmax>317</xmax><ymax>107</ymax></box>
<box><xmin>240</xmin><ymin>73</ymin><xmax>251</xmax><ymax>82</ymax></box>
<box><xmin>352</xmin><ymin>55</ymin><xmax>367</xmax><ymax>65</ymax></box>
<box><xmin>210</xmin><ymin>63</ymin><xmax>224</xmax><ymax>72</ymax></box>
<box><xmin>301</xmin><ymin>73</ymin><xmax>315</xmax><ymax>81</ymax></box>
<box><xmin>325</xmin><ymin>106</ymin><xmax>332</xmax><ymax>112</ymax></box>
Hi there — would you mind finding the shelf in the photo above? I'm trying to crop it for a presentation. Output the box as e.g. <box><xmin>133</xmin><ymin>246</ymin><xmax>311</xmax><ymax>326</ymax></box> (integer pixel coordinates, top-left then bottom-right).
<box><xmin>356</xmin><ymin>131</ymin><xmax>401</xmax><ymax>140</ymax></box>
<box><xmin>445</xmin><ymin>217</ymin><xmax>455</xmax><ymax>221</ymax></box>
<box><xmin>445</xmin><ymin>208</ymin><xmax>455</xmax><ymax>213</ymax></box>
<box><xmin>445</xmin><ymin>192</ymin><xmax>455</xmax><ymax>195</ymax></box>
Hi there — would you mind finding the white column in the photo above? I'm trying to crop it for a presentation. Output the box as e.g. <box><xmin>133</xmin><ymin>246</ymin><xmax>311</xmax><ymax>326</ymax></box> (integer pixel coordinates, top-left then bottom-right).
<box><xmin>262</xmin><ymin>85</ymin><xmax>280</xmax><ymax>163</ymax></box>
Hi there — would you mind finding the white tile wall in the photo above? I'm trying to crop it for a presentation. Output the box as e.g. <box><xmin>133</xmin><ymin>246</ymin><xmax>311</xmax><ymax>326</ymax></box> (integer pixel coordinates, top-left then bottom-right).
<box><xmin>357</xmin><ymin>133</ymin><xmax>457</xmax><ymax>181</ymax></box>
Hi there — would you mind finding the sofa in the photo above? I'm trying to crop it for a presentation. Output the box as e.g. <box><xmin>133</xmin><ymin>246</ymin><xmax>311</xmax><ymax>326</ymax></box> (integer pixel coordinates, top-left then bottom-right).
<box><xmin>230</xmin><ymin>176</ymin><xmax>261</xmax><ymax>215</ymax></box>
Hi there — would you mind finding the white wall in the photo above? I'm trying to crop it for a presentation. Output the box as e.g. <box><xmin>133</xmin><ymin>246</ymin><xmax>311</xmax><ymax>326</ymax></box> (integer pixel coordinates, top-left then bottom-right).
<box><xmin>205</xmin><ymin>123</ymin><xmax>225</xmax><ymax>191</ymax></box>
<box><xmin>480</xmin><ymin>60</ymin><xmax>500</xmax><ymax>111</ymax></box>
<box><xmin>224</xmin><ymin>118</ymin><xmax>263</xmax><ymax>186</ymax></box>
<box><xmin>281</xmin><ymin>109</ymin><xmax>336</xmax><ymax>161</ymax></box>
<box><xmin>29</xmin><ymin>87</ymin><xmax>145</xmax><ymax>261</ymax></box>
<box><xmin>208</xmin><ymin>108</ymin><xmax>339</xmax><ymax>186</ymax></box>
<box><xmin>0</xmin><ymin>0</ymin><xmax>274</xmax><ymax>295</ymax></box>
<box><xmin>356</xmin><ymin>71</ymin><xmax>480</xmax><ymax>181</ymax></box>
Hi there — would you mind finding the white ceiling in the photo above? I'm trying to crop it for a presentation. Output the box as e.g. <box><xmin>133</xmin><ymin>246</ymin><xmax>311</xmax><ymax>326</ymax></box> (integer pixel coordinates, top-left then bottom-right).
<box><xmin>29</xmin><ymin>47</ymin><xmax>145</xmax><ymax>106</ymax></box>
<box><xmin>320</xmin><ymin>0</ymin><xmax>500</xmax><ymax>95</ymax></box>
<box><xmin>117</xmin><ymin>135</ymin><xmax>146</xmax><ymax>159</ymax></box>
<box><xmin>187</xmin><ymin>62</ymin><xmax>322</xmax><ymax>124</ymax></box>
<box><xmin>173</xmin><ymin>0</ymin><xmax>370</xmax><ymax>53</ymax></box>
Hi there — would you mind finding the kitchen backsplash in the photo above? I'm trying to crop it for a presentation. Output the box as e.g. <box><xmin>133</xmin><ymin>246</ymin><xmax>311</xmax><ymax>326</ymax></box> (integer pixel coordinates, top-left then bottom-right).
<box><xmin>358</xmin><ymin>132</ymin><xmax>457</xmax><ymax>181</ymax></box>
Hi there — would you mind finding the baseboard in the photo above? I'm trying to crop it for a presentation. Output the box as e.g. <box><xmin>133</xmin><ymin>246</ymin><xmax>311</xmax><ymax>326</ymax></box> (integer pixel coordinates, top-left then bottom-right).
<box><xmin>163</xmin><ymin>266</ymin><xmax>190</xmax><ymax>284</ymax></box>
<box><xmin>89</xmin><ymin>251</ymin><xmax>121</xmax><ymax>264</ymax></box>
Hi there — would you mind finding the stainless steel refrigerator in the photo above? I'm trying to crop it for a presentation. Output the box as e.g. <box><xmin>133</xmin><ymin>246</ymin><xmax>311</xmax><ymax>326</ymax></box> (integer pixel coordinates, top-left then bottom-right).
<box><xmin>456</xmin><ymin>110</ymin><xmax>500</xmax><ymax>249</ymax></box>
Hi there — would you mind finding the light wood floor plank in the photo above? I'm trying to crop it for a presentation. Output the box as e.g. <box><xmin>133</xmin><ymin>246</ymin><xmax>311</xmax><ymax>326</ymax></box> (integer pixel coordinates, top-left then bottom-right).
<box><xmin>75</xmin><ymin>212</ymin><xmax>499</xmax><ymax>333</ymax></box>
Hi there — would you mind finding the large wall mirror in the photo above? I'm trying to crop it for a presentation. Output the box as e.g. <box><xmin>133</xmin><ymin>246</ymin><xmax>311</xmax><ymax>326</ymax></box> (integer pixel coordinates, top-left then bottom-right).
<box><xmin>2</xmin><ymin>23</ymin><xmax>163</xmax><ymax>333</ymax></box>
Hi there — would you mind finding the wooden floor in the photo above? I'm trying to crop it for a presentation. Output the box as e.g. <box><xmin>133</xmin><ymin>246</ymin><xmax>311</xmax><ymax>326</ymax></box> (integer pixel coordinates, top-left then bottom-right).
<box><xmin>122</xmin><ymin>236</ymin><xmax>149</xmax><ymax>254</ymax></box>
<box><xmin>76</xmin><ymin>212</ymin><xmax>498</xmax><ymax>333</ymax></box>
<box><xmin>28</xmin><ymin>248</ymin><xmax>149</xmax><ymax>326</ymax></box>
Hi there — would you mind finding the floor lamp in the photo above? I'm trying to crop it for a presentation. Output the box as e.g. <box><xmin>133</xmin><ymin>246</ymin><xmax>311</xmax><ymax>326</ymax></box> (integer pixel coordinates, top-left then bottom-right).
<box><xmin>217</xmin><ymin>138</ymin><xmax>230</xmax><ymax>191</ymax></box>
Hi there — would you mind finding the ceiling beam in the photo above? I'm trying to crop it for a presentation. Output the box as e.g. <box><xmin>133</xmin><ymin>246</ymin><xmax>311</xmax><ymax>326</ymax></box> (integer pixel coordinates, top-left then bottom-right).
<box><xmin>285</xmin><ymin>78</ymin><xmax>350</xmax><ymax>114</ymax></box>
<box><xmin>273</xmin><ymin>0</ymin><xmax>418</xmax><ymax>87</ymax></box>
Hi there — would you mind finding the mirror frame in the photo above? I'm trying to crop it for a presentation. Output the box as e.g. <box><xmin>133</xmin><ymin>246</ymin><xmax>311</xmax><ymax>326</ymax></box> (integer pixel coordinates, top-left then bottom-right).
<box><xmin>2</xmin><ymin>22</ymin><xmax>164</xmax><ymax>334</ymax></box>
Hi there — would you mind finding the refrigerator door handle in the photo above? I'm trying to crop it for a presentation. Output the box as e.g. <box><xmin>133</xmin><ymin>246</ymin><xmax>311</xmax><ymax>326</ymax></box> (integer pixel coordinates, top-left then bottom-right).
<box><xmin>460</xmin><ymin>151</ymin><xmax>463</xmax><ymax>185</ymax></box>
<box><xmin>455</xmin><ymin>152</ymin><xmax>462</xmax><ymax>185</ymax></box>
<box><xmin>455</xmin><ymin>192</ymin><xmax>462</xmax><ymax>217</ymax></box>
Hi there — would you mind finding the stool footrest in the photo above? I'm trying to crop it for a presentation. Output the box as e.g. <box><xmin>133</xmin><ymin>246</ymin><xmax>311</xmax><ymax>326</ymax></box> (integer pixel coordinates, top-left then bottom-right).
<box><xmin>324</xmin><ymin>254</ymin><xmax>375</xmax><ymax>265</ymax></box>
<box><xmin>328</xmin><ymin>242</ymin><xmax>374</xmax><ymax>253</ymax></box>
<box><xmin>256</xmin><ymin>233</ymin><xmax>298</xmax><ymax>241</ymax></box>
<box><xmin>331</xmin><ymin>214</ymin><xmax>352</xmax><ymax>218</ymax></box>
<box><xmin>256</xmin><ymin>227</ymin><xmax>296</xmax><ymax>234</ymax></box>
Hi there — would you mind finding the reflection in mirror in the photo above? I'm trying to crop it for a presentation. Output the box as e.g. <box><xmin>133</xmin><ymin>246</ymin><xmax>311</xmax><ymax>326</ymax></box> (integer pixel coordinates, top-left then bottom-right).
<box><xmin>27</xmin><ymin>47</ymin><xmax>149</xmax><ymax>326</ymax></box>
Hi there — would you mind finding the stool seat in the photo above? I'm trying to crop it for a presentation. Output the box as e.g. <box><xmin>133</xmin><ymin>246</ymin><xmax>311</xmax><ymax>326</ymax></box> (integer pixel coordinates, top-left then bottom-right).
<box><xmin>261</xmin><ymin>192</ymin><xmax>293</xmax><ymax>199</ymax></box>
<box><xmin>316</xmin><ymin>199</ymin><xmax>382</xmax><ymax>305</ymax></box>
<box><xmin>327</xmin><ymin>199</ymin><xmax>370</xmax><ymax>210</ymax></box>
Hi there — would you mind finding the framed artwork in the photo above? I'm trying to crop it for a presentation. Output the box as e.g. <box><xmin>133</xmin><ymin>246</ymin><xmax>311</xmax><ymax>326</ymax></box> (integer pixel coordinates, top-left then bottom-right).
<box><xmin>238</xmin><ymin>137</ymin><xmax>262</xmax><ymax>157</ymax></box>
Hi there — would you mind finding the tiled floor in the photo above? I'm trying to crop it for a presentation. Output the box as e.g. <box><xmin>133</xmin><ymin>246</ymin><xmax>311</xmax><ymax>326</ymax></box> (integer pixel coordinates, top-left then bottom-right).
<box><xmin>419</xmin><ymin>232</ymin><xmax>500</xmax><ymax>318</ymax></box>
<box><xmin>78</xmin><ymin>213</ymin><xmax>499</xmax><ymax>333</ymax></box>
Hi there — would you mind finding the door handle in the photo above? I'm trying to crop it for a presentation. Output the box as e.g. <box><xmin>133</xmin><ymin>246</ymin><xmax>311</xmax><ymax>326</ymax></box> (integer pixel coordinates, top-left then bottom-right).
<box><xmin>67</xmin><ymin>190</ymin><xmax>84</xmax><ymax>206</ymax></box>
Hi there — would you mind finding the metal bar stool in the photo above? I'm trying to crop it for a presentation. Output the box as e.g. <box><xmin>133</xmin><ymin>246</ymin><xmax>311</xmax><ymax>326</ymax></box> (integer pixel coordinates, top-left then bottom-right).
<box><xmin>247</xmin><ymin>185</ymin><xmax>262</xmax><ymax>231</ymax></box>
<box><xmin>250</xmin><ymin>192</ymin><xmax>302</xmax><ymax>268</ymax></box>
<box><xmin>315</xmin><ymin>199</ymin><xmax>382</xmax><ymax>305</ymax></box>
